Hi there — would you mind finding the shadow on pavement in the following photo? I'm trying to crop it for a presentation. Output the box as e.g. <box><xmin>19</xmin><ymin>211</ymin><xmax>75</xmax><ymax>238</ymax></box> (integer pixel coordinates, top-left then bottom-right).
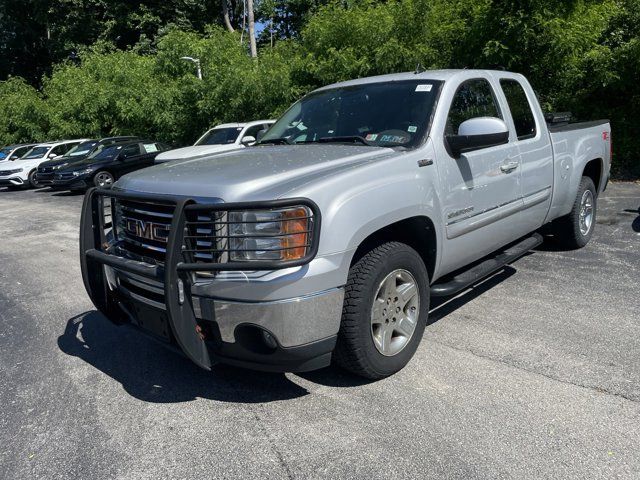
<box><xmin>52</xmin><ymin>190</ymin><xmax>85</xmax><ymax>197</ymax></box>
<box><xmin>58</xmin><ymin>311</ymin><xmax>310</xmax><ymax>404</ymax></box>
<box><xmin>59</xmin><ymin>270</ymin><xmax>519</xmax><ymax>398</ymax></box>
<box><xmin>428</xmin><ymin>266</ymin><xmax>517</xmax><ymax>324</ymax></box>
<box><xmin>624</xmin><ymin>208</ymin><xmax>640</xmax><ymax>232</ymax></box>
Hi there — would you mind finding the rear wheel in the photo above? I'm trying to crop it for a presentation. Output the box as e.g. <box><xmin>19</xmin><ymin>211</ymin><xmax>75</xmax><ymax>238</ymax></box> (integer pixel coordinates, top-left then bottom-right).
<box><xmin>552</xmin><ymin>176</ymin><xmax>597</xmax><ymax>249</ymax></box>
<box><xmin>93</xmin><ymin>171</ymin><xmax>114</xmax><ymax>188</ymax></box>
<box><xmin>334</xmin><ymin>242</ymin><xmax>429</xmax><ymax>379</ymax></box>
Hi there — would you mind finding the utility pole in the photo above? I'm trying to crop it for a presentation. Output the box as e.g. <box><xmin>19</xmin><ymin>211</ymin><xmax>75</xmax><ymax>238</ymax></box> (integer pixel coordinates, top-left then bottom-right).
<box><xmin>247</xmin><ymin>0</ymin><xmax>257</xmax><ymax>58</ymax></box>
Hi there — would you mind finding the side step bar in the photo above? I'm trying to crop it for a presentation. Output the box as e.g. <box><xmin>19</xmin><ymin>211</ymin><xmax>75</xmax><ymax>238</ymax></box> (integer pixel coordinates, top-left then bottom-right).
<box><xmin>430</xmin><ymin>233</ymin><xmax>543</xmax><ymax>297</ymax></box>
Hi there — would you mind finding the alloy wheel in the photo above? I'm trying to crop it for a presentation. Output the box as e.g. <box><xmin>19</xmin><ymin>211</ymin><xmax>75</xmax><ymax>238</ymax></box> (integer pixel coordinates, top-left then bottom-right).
<box><xmin>370</xmin><ymin>269</ymin><xmax>420</xmax><ymax>356</ymax></box>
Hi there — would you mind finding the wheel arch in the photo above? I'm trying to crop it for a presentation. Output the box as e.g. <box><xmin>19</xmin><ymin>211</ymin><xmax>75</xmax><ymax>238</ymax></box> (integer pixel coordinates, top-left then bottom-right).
<box><xmin>349</xmin><ymin>215</ymin><xmax>438</xmax><ymax>282</ymax></box>
<box><xmin>582</xmin><ymin>158</ymin><xmax>603</xmax><ymax>194</ymax></box>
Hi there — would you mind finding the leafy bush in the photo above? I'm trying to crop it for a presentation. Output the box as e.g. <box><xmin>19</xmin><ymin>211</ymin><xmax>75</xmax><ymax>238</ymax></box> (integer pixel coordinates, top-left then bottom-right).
<box><xmin>0</xmin><ymin>78</ymin><xmax>50</xmax><ymax>143</ymax></box>
<box><xmin>0</xmin><ymin>1</ymin><xmax>638</xmax><ymax>177</ymax></box>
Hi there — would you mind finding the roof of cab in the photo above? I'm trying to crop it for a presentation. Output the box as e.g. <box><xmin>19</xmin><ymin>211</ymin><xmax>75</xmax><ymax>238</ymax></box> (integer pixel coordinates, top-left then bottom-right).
<box><xmin>316</xmin><ymin>69</ymin><xmax>525</xmax><ymax>91</ymax></box>
<box><xmin>212</xmin><ymin>120</ymin><xmax>275</xmax><ymax>129</ymax></box>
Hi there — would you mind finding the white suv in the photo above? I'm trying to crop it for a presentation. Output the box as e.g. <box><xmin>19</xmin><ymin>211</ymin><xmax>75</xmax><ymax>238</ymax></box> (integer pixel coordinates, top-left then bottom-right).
<box><xmin>154</xmin><ymin>120</ymin><xmax>275</xmax><ymax>163</ymax></box>
<box><xmin>0</xmin><ymin>139</ymin><xmax>88</xmax><ymax>189</ymax></box>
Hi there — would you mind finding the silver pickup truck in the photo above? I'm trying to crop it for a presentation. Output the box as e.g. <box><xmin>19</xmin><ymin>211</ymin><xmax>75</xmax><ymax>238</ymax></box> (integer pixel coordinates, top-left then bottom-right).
<box><xmin>80</xmin><ymin>70</ymin><xmax>611</xmax><ymax>379</ymax></box>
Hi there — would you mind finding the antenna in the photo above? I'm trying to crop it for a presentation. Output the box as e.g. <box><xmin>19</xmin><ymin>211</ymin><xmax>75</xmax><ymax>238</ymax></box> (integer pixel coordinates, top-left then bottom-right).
<box><xmin>414</xmin><ymin>63</ymin><xmax>425</xmax><ymax>74</ymax></box>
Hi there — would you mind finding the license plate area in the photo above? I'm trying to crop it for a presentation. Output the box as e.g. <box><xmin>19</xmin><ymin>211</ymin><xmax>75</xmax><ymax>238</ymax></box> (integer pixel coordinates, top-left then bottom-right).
<box><xmin>121</xmin><ymin>298</ymin><xmax>172</xmax><ymax>341</ymax></box>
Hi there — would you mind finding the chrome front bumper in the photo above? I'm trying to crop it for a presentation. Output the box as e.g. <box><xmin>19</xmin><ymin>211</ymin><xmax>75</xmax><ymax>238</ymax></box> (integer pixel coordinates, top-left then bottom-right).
<box><xmin>114</xmin><ymin>269</ymin><xmax>343</xmax><ymax>349</ymax></box>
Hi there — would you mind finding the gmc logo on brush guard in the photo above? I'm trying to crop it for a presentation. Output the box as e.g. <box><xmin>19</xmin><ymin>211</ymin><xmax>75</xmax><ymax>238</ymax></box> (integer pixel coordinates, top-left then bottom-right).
<box><xmin>124</xmin><ymin>219</ymin><xmax>170</xmax><ymax>243</ymax></box>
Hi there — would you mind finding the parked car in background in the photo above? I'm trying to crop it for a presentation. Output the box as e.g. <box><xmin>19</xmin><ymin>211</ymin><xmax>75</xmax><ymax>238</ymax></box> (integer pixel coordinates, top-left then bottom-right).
<box><xmin>0</xmin><ymin>143</ymin><xmax>38</xmax><ymax>162</ymax></box>
<box><xmin>0</xmin><ymin>139</ymin><xmax>87</xmax><ymax>189</ymax></box>
<box><xmin>80</xmin><ymin>70</ymin><xmax>611</xmax><ymax>379</ymax></box>
<box><xmin>154</xmin><ymin>120</ymin><xmax>275</xmax><ymax>163</ymax></box>
<box><xmin>36</xmin><ymin>136</ymin><xmax>139</xmax><ymax>186</ymax></box>
<box><xmin>53</xmin><ymin>139</ymin><xmax>170</xmax><ymax>190</ymax></box>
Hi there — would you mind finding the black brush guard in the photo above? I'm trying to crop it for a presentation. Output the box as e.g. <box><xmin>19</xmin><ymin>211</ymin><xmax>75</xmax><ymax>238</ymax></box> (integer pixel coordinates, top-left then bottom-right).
<box><xmin>79</xmin><ymin>187</ymin><xmax>321</xmax><ymax>370</ymax></box>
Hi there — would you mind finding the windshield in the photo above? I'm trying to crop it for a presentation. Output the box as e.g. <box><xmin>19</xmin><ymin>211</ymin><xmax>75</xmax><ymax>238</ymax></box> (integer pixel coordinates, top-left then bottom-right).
<box><xmin>64</xmin><ymin>141</ymin><xmax>97</xmax><ymax>157</ymax></box>
<box><xmin>88</xmin><ymin>144</ymin><xmax>122</xmax><ymax>160</ymax></box>
<box><xmin>20</xmin><ymin>146</ymin><xmax>50</xmax><ymax>159</ymax></box>
<box><xmin>195</xmin><ymin>127</ymin><xmax>242</xmax><ymax>145</ymax></box>
<box><xmin>0</xmin><ymin>147</ymin><xmax>12</xmax><ymax>160</ymax></box>
<box><xmin>261</xmin><ymin>80</ymin><xmax>442</xmax><ymax>148</ymax></box>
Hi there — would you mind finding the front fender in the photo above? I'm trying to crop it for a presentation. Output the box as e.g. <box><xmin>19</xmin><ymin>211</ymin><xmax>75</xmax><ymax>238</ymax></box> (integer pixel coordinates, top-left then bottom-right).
<box><xmin>288</xmin><ymin>150</ymin><xmax>444</xmax><ymax>282</ymax></box>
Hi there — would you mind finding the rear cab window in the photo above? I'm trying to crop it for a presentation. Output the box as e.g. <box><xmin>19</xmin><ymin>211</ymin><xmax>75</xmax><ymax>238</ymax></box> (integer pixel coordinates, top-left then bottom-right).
<box><xmin>499</xmin><ymin>79</ymin><xmax>537</xmax><ymax>140</ymax></box>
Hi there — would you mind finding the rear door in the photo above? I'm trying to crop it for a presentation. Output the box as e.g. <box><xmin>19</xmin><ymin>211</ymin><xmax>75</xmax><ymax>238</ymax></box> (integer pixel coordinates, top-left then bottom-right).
<box><xmin>497</xmin><ymin>77</ymin><xmax>553</xmax><ymax>229</ymax></box>
<box><xmin>140</xmin><ymin>142</ymin><xmax>164</xmax><ymax>165</ymax></box>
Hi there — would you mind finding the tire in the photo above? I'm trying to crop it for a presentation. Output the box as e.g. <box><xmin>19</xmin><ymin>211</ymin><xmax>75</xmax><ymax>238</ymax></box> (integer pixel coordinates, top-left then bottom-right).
<box><xmin>93</xmin><ymin>171</ymin><xmax>114</xmax><ymax>188</ymax></box>
<box><xmin>28</xmin><ymin>170</ymin><xmax>40</xmax><ymax>189</ymax></box>
<box><xmin>552</xmin><ymin>176</ymin><xmax>597</xmax><ymax>249</ymax></box>
<box><xmin>334</xmin><ymin>242</ymin><xmax>430</xmax><ymax>380</ymax></box>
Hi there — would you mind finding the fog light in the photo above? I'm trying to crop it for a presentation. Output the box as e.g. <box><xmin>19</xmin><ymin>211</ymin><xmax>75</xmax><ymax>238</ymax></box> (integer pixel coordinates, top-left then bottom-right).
<box><xmin>261</xmin><ymin>330</ymin><xmax>278</xmax><ymax>350</ymax></box>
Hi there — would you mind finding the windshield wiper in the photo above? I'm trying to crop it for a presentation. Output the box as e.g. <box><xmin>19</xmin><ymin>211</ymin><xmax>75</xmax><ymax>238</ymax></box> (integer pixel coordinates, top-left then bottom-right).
<box><xmin>317</xmin><ymin>136</ymin><xmax>375</xmax><ymax>146</ymax></box>
<box><xmin>257</xmin><ymin>137</ymin><xmax>292</xmax><ymax>145</ymax></box>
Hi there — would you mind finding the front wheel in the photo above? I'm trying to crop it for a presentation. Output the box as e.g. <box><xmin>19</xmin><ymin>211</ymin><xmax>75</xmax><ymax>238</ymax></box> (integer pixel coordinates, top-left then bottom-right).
<box><xmin>333</xmin><ymin>242</ymin><xmax>430</xmax><ymax>379</ymax></box>
<box><xmin>93</xmin><ymin>171</ymin><xmax>114</xmax><ymax>188</ymax></box>
<box><xmin>28</xmin><ymin>170</ymin><xmax>40</xmax><ymax>189</ymax></box>
<box><xmin>552</xmin><ymin>176</ymin><xmax>597</xmax><ymax>249</ymax></box>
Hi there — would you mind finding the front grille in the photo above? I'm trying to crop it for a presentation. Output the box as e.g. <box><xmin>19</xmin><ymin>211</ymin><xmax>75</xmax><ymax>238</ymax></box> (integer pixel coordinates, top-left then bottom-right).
<box><xmin>99</xmin><ymin>194</ymin><xmax>318</xmax><ymax>274</ymax></box>
<box><xmin>113</xmin><ymin>199</ymin><xmax>175</xmax><ymax>264</ymax></box>
<box><xmin>183</xmin><ymin>210</ymin><xmax>227</xmax><ymax>264</ymax></box>
<box><xmin>55</xmin><ymin>172</ymin><xmax>75</xmax><ymax>180</ymax></box>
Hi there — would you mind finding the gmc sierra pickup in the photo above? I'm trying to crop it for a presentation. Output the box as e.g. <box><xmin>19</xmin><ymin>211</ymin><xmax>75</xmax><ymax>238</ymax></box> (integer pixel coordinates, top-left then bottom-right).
<box><xmin>80</xmin><ymin>70</ymin><xmax>611</xmax><ymax>379</ymax></box>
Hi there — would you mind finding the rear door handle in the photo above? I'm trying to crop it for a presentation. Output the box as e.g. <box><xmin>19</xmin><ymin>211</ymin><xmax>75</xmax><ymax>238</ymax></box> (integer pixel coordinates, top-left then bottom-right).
<box><xmin>500</xmin><ymin>161</ymin><xmax>519</xmax><ymax>173</ymax></box>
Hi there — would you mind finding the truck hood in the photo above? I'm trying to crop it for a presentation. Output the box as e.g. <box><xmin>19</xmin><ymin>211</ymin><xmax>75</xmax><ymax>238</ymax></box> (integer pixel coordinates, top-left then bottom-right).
<box><xmin>115</xmin><ymin>144</ymin><xmax>396</xmax><ymax>201</ymax></box>
<box><xmin>154</xmin><ymin>144</ymin><xmax>243</xmax><ymax>163</ymax></box>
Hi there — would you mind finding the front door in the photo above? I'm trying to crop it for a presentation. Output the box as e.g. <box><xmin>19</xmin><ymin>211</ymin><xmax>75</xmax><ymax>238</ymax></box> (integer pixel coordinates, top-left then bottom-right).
<box><xmin>433</xmin><ymin>77</ymin><xmax>524</xmax><ymax>274</ymax></box>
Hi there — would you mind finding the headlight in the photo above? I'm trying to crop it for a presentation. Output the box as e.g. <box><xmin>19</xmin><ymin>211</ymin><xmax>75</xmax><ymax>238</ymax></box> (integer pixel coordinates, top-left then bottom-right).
<box><xmin>227</xmin><ymin>206</ymin><xmax>312</xmax><ymax>261</ymax></box>
<box><xmin>55</xmin><ymin>163</ymin><xmax>68</xmax><ymax>170</ymax></box>
<box><xmin>73</xmin><ymin>168</ymin><xmax>93</xmax><ymax>176</ymax></box>
<box><xmin>9</xmin><ymin>168</ymin><xmax>23</xmax><ymax>174</ymax></box>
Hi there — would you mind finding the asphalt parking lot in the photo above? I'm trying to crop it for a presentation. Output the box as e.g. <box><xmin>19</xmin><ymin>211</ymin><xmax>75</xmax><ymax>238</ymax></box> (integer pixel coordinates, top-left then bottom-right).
<box><xmin>0</xmin><ymin>182</ymin><xmax>639</xmax><ymax>479</ymax></box>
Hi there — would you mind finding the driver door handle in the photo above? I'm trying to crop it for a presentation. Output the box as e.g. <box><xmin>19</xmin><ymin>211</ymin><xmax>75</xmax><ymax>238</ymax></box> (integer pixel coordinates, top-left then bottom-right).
<box><xmin>500</xmin><ymin>161</ymin><xmax>519</xmax><ymax>173</ymax></box>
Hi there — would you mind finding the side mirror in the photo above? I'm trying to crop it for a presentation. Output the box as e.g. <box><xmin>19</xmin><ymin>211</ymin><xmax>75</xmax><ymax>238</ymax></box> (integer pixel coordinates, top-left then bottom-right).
<box><xmin>48</xmin><ymin>153</ymin><xmax>58</xmax><ymax>159</ymax></box>
<box><xmin>240</xmin><ymin>135</ymin><xmax>256</xmax><ymax>146</ymax></box>
<box><xmin>446</xmin><ymin>117</ymin><xmax>509</xmax><ymax>158</ymax></box>
<box><xmin>117</xmin><ymin>153</ymin><xmax>126</xmax><ymax>161</ymax></box>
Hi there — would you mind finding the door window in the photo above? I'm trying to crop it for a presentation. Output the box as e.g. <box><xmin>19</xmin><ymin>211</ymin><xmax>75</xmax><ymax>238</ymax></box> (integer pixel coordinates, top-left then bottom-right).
<box><xmin>446</xmin><ymin>79</ymin><xmax>502</xmax><ymax>136</ymax></box>
<box><xmin>10</xmin><ymin>146</ymin><xmax>30</xmax><ymax>159</ymax></box>
<box><xmin>51</xmin><ymin>144</ymin><xmax>70</xmax><ymax>156</ymax></box>
<box><xmin>243</xmin><ymin>125</ymin><xmax>264</xmax><ymax>140</ymax></box>
<box><xmin>121</xmin><ymin>144</ymin><xmax>141</xmax><ymax>159</ymax></box>
<box><xmin>500</xmin><ymin>79</ymin><xmax>537</xmax><ymax>140</ymax></box>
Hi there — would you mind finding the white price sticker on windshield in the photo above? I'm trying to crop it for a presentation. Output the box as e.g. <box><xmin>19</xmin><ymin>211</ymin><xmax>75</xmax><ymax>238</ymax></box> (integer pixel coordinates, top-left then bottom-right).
<box><xmin>415</xmin><ymin>84</ymin><xmax>433</xmax><ymax>92</ymax></box>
